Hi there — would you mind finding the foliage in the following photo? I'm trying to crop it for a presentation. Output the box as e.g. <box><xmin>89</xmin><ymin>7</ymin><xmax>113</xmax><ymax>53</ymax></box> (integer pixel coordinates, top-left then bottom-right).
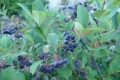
<box><xmin>0</xmin><ymin>0</ymin><xmax>120</xmax><ymax>80</ymax></box>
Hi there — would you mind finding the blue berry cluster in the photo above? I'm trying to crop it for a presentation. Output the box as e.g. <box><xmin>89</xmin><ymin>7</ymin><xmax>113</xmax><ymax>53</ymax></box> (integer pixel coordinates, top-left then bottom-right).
<box><xmin>62</xmin><ymin>32</ymin><xmax>78</xmax><ymax>52</ymax></box>
<box><xmin>38</xmin><ymin>53</ymin><xmax>48</xmax><ymax>60</ymax></box>
<box><xmin>39</xmin><ymin>58</ymin><xmax>68</xmax><ymax>74</ymax></box>
<box><xmin>0</xmin><ymin>64</ymin><xmax>10</xmax><ymax>69</ymax></box>
<box><xmin>17</xmin><ymin>55</ymin><xmax>32</xmax><ymax>67</ymax></box>
<box><xmin>2</xmin><ymin>27</ymin><xmax>22</xmax><ymax>38</ymax></box>
<box><xmin>74</xmin><ymin>60</ymin><xmax>81</xmax><ymax>68</ymax></box>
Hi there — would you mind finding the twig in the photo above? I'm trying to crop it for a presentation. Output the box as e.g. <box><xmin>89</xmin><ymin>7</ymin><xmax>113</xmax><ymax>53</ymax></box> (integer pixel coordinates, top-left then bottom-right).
<box><xmin>80</xmin><ymin>39</ymin><xmax>103</xmax><ymax>80</ymax></box>
<box><xmin>102</xmin><ymin>0</ymin><xmax>106</xmax><ymax>9</ymax></box>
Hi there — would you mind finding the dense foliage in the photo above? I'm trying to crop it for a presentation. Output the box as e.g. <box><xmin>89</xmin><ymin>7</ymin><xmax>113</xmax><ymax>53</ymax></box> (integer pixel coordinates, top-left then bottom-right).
<box><xmin>0</xmin><ymin>0</ymin><xmax>120</xmax><ymax>80</ymax></box>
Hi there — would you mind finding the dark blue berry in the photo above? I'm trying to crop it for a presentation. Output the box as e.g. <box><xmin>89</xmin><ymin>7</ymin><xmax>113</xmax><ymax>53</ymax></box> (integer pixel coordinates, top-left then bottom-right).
<box><xmin>64</xmin><ymin>35</ymin><xmax>70</xmax><ymax>40</ymax></box>
<box><xmin>72</xmin><ymin>43</ymin><xmax>78</xmax><ymax>48</ymax></box>
<box><xmin>64</xmin><ymin>40</ymin><xmax>69</xmax><ymax>45</ymax></box>
<box><xmin>69</xmin><ymin>34</ymin><xmax>75</xmax><ymax>40</ymax></box>
<box><xmin>63</xmin><ymin>32</ymin><xmax>68</xmax><ymax>37</ymax></box>
<box><xmin>74</xmin><ymin>60</ymin><xmax>81</xmax><ymax>68</ymax></box>
<box><xmin>63</xmin><ymin>58</ymin><xmax>68</xmax><ymax>63</ymax></box>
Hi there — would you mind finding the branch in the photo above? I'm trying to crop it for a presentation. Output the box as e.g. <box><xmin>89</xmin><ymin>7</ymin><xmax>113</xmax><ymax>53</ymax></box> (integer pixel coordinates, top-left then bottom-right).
<box><xmin>80</xmin><ymin>39</ymin><xmax>103</xmax><ymax>80</ymax></box>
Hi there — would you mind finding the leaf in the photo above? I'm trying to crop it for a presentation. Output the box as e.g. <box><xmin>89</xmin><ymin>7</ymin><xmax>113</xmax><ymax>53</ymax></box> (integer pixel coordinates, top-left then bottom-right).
<box><xmin>89</xmin><ymin>16</ymin><xmax>97</xmax><ymax>27</ymax></box>
<box><xmin>108</xmin><ymin>59</ymin><xmax>120</xmax><ymax>74</ymax></box>
<box><xmin>1</xmin><ymin>35</ymin><xmax>12</xmax><ymax>48</ymax></box>
<box><xmin>32</xmin><ymin>10</ymin><xmax>46</xmax><ymax>26</ymax></box>
<box><xmin>17</xmin><ymin>71</ymin><xmax>25</xmax><ymax>80</ymax></box>
<box><xmin>82</xmin><ymin>55</ymin><xmax>87</xmax><ymax>65</ymax></box>
<box><xmin>30</xmin><ymin>61</ymin><xmax>43</xmax><ymax>75</ymax></box>
<box><xmin>17</xmin><ymin>3</ymin><xmax>32</xmax><ymax>18</ymax></box>
<box><xmin>93</xmin><ymin>10</ymin><xmax>110</xmax><ymax>19</ymax></box>
<box><xmin>100</xmin><ymin>7</ymin><xmax>118</xmax><ymax>22</ymax></box>
<box><xmin>74</xmin><ymin>22</ymin><xmax>84</xmax><ymax>36</ymax></box>
<box><xmin>112</xmin><ymin>12</ymin><xmax>119</xmax><ymax>29</ymax></box>
<box><xmin>34</xmin><ymin>26</ymin><xmax>46</xmax><ymax>40</ymax></box>
<box><xmin>47</xmin><ymin>33</ymin><xmax>59</xmax><ymax>49</ymax></box>
<box><xmin>57</xmin><ymin>67</ymin><xmax>72</xmax><ymax>80</ymax></box>
<box><xmin>3</xmin><ymin>66</ymin><xmax>17</xmax><ymax>80</ymax></box>
<box><xmin>23</xmin><ymin>34</ymin><xmax>34</xmax><ymax>43</ymax></box>
<box><xmin>95</xmin><ymin>0</ymin><xmax>102</xmax><ymax>9</ymax></box>
<box><xmin>77</xmin><ymin>5</ymin><xmax>89</xmax><ymax>27</ymax></box>
<box><xmin>32</xmin><ymin>0</ymin><xmax>44</xmax><ymax>11</ymax></box>
<box><xmin>43</xmin><ymin>20</ymin><xmax>54</xmax><ymax>35</ymax></box>
<box><xmin>116</xmin><ymin>12</ymin><xmax>120</xmax><ymax>25</ymax></box>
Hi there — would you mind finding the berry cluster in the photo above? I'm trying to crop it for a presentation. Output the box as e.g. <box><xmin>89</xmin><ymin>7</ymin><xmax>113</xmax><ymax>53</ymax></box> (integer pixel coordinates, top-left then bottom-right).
<box><xmin>0</xmin><ymin>64</ymin><xmax>10</xmax><ymax>69</ymax></box>
<box><xmin>74</xmin><ymin>60</ymin><xmax>81</xmax><ymax>68</ymax></box>
<box><xmin>39</xmin><ymin>58</ymin><xmax>68</xmax><ymax>74</ymax></box>
<box><xmin>38</xmin><ymin>53</ymin><xmax>48</xmax><ymax>60</ymax></box>
<box><xmin>17</xmin><ymin>55</ymin><xmax>32</xmax><ymax>67</ymax></box>
<box><xmin>62</xmin><ymin>32</ymin><xmax>78</xmax><ymax>52</ymax></box>
<box><xmin>2</xmin><ymin>27</ymin><xmax>22</xmax><ymax>39</ymax></box>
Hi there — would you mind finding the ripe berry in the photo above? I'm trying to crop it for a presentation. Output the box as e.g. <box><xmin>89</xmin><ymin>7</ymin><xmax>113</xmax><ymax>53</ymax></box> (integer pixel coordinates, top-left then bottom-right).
<box><xmin>74</xmin><ymin>60</ymin><xmax>81</xmax><ymax>68</ymax></box>
<box><xmin>64</xmin><ymin>35</ymin><xmax>70</xmax><ymax>40</ymax></box>
<box><xmin>64</xmin><ymin>40</ymin><xmax>69</xmax><ymax>45</ymax></box>
<box><xmin>63</xmin><ymin>32</ymin><xmax>68</xmax><ymax>37</ymax></box>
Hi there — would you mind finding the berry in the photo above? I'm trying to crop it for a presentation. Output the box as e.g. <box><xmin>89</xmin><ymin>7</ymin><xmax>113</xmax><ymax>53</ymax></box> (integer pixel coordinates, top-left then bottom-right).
<box><xmin>74</xmin><ymin>60</ymin><xmax>81</xmax><ymax>68</ymax></box>
<box><xmin>64</xmin><ymin>35</ymin><xmax>70</xmax><ymax>40</ymax></box>
<box><xmin>69</xmin><ymin>34</ymin><xmax>75</xmax><ymax>40</ymax></box>
<box><xmin>93</xmin><ymin>8</ymin><xmax>97</xmax><ymax>11</ymax></box>
<box><xmin>63</xmin><ymin>58</ymin><xmax>68</xmax><ymax>63</ymax></box>
<box><xmin>64</xmin><ymin>40</ymin><xmax>69</xmax><ymax>45</ymax></box>
<box><xmin>72</xmin><ymin>43</ymin><xmax>78</xmax><ymax>48</ymax></box>
<box><xmin>63</xmin><ymin>32</ymin><xmax>68</xmax><ymax>37</ymax></box>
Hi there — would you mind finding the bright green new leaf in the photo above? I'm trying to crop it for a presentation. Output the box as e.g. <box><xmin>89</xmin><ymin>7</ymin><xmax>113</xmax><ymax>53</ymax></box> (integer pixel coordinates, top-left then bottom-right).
<box><xmin>32</xmin><ymin>0</ymin><xmax>44</xmax><ymax>11</ymax></box>
<box><xmin>32</xmin><ymin>10</ymin><xmax>46</xmax><ymax>26</ymax></box>
<box><xmin>74</xmin><ymin>22</ymin><xmax>84</xmax><ymax>32</ymax></box>
<box><xmin>77</xmin><ymin>5</ymin><xmax>89</xmax><ymax>27</ymax></box>
<box><xmin>30</xmin><ymin>61</ymin><xmax>43</xmax><ymax>75</ymax></box>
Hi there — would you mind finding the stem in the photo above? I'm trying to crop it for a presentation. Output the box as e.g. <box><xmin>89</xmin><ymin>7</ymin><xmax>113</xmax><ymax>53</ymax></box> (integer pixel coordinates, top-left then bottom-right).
<box><xmin>80</xmin><ymin>39</ymin><xmax>103</xmax><ymax>80</ymax></box>
<box><xmin>102</xmin><ymin>0</ymin><xmax>106</xmax><ymax>9</ymax></box>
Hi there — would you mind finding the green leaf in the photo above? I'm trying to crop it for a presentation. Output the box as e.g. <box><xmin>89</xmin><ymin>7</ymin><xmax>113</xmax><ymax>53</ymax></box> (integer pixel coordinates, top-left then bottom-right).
<box><xmin>23</xmin><ymin>34</ymin><xmax>34</xmax><ymax>43</ymax></box>
<box><xmin>93</xmin><ymin>9</ymin><xmax>111</xmax><ymax>20</ymax></box>
<box><xmin>77</xmin><ymin>5</ymin><xmax>89</xmax><ymax>27</ymax></box>
<box><xmin>32</xmin><ymin>0</ymin><xmax>44</xmax><ymax>11</ymax></box>
<box><xmin>74</xmin><ymin>22</ymin><xmax>84</xmax><ymax>32</ymax></box>
<box><xmin>17</xmin><ymin>3</ymin><xmax>32</xmax><ymax>18</ymax></box>
<box><xmin>1</xmin><ymin>35</ymin><xmax>12</xmax><ymax>48</ymax></box>
<box><xmin>95</xmin><ymin>0</ymin><xmax>102</xmax><ymax>9</ymax></box>
<box><xmin>108</xmin><ymin>59</ymin><xmax>120</xmax><ymax>74</ymax></box>
<box><xmin>112</xmin><ymin>12</ymin><xmax>119</xmax><ymax>29</ymax></box>
<box><xmin>89</xmin><ymin>16</ymin><xmax>97</xmax><ymax>27</ymax></box>
<box><xmin>57</xmin><ymin>67</ymin><xmax>72</xmax><ymax>80</ymax></box>
<box><xmin>30</xmin><ymin>61</ymin><xmax>43</xmax><ymax>75</ymax></box>
<box><xmin>47</xmin><ymin>33</ymin><xmax>59</xmax><ymax>49</ymax></box>
<box><xmin>3</xmin><ymin>66</ymin><xmax>17</xmax><ymax>80</ymax></box>
<box><xmin>34</xmin><ymin>26</ymin><xmax>46</xmax><ymax>40</ymax></box>
<box><xmin>100</xmin><ymin>7</ymin><xmax>118</xmax><ymax>22</ymax></box>
<box><xmin>17</xmin><ymin>71</ymin><xmax>25</xmax><ymax>80</ymax></box>
<box><xmin>82</xmin><ymin>55</ymin><xmax>87</xmax><ymax>65</ymax></box>
<box><xmin>43</xmin><ymin>20</ymin><xmax>54</xmax><ymax>35</ymax></box>
<box><xmin>116</xmin><ymin>12</ymin><xmax>120</xmax><ymax>25</ymax></box>
<box><xmin>32</xmin><ymin>10</ymin><xmax>46</xmax><ymax>26</ymax></box>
